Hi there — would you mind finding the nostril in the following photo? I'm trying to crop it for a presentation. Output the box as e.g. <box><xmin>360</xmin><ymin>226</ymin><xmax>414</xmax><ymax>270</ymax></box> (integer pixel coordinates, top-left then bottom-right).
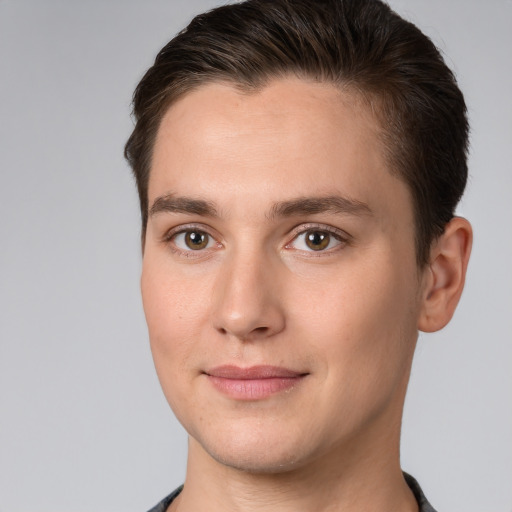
<box><xmin>216</xmin><ymin>324</ymin><xmax>270</xmax><ymax>339</ymax></box>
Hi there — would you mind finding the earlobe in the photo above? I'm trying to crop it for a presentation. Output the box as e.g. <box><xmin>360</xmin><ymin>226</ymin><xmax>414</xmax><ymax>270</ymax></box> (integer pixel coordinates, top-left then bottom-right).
<box><xmin>418</xmin><ymin>217</ymin><xmax>473</xmax><ymax>333</ymax></box>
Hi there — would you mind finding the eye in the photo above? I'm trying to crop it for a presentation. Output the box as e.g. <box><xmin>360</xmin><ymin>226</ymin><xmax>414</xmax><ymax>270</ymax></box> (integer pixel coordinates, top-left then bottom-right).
<box><xmin>289</xmin><ymin>229</ymin><xmax>344</xmax><ymax>252</ymax></box>
<box><xmin>173</xmin><ymin>229</ymin><xmax>215</xmax><ymax>251</ymax></box>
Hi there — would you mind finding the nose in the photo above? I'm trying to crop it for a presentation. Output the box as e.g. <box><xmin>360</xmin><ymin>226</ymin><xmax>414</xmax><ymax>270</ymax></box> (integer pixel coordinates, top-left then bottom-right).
<box><xmin>211</xmin><ymin>248</ymin><xmax>286</xmax><ymax>341</ymax></box>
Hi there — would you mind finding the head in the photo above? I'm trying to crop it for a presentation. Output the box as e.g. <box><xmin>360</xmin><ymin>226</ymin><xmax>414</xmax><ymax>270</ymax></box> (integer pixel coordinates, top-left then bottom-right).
<box><xmin>125</xmin><ymin>0</ymin><xmax>472</xmax><ymax>477</ymax></box>
<box><xmin>125</xmin><ymin>0</ymin><xmax>469</xmax><ymax>267</ymax></box>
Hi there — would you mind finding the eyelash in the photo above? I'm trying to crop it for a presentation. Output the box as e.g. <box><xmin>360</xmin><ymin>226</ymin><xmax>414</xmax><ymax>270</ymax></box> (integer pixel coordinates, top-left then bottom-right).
<box><xmin>162</xmin><ymin>223</ymin><xmax>350</xmax><ymax>258</ymax></box>
<box><xmin>285</xmin><ymin>223</ymin><xmax>350</xmax><ymax>255</ymax></box>
<box><xmin>162</xmin><ymin>224</ymin><xmax>221</xmax><ymax>259</ymax></box>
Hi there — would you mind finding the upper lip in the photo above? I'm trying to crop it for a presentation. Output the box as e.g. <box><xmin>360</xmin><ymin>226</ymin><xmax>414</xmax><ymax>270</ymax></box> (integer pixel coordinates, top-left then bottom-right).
<box><xmin>205</xmin><ymin>365</ymin><xmax>306</xmax><ymax>379</ymax></box>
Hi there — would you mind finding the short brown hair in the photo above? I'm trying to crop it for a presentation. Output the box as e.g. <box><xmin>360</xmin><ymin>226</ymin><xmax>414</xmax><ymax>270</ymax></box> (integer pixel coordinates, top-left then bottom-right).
<box><xmin>125</xmin><ymin>0</ymin><xmax>468</xmax><ymax>266</ymax></box>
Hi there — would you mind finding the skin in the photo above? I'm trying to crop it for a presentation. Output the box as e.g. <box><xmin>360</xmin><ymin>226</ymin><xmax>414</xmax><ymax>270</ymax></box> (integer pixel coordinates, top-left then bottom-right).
<box><xmin>141</xmin><ymin>78</ymin><xmax>472</xmax><ymax>512</ymax></box>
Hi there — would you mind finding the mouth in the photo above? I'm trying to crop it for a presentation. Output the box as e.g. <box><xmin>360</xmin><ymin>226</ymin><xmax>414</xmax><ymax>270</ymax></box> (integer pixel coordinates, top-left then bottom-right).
<box><xmin>203</xmin><ymin>365</ymin><xmax>308</xmax><ymax>400</ymax></box>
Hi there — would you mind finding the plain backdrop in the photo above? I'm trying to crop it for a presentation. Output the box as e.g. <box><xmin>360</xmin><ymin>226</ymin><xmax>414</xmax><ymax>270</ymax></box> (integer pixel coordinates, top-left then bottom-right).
<box><xmin>0</xmin><ymin>1</ymin><xmax>511</xmax><ymax>511</ymax></box>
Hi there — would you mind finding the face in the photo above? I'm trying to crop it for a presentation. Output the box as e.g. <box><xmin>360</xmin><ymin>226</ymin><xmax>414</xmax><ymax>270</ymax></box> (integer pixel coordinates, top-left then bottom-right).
<box><xmin>142</xmin><ymin>78</ymin><xmax>427</xmax><ymax>473</ymax></box>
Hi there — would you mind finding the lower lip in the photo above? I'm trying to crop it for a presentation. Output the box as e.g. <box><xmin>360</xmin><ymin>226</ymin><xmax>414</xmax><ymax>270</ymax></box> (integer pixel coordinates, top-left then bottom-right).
<box><xmin>207</xmin><ymin>376</ymin><xmax>304</xmax><ymax>400</ymax></box>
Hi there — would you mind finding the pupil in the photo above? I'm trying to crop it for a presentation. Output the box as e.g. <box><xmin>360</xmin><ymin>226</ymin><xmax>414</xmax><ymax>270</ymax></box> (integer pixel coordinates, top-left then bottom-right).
<box><xmin>190</xmin><ymin>232</ymin><xmax>203</xmax><ymax>244</ymax></box>
<box><xmin>306</xmin><ymin>231</ymin><xmax>329</xmax><ymax>251</ymax></box>
<box><xmin>186</xmin><ymin>231</ymin><xmax>207</xmax><ymax>249</ymax></box>
<box><xmin>309</xmin><ymin>232</ymin><xmax>323</xmax><ymax>244</ymax></box>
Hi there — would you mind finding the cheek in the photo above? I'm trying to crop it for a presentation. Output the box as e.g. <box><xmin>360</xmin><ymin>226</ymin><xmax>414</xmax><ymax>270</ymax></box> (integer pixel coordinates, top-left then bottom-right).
<box><xmin>290</xmin><ymin>254</ymin><xmax>419</xmax><ymax>390</ymax></box>
<box><xmin>140</xmin><ymin>255</ymin><xmax>213</xmax><ymax>399</ymax></box>
<box><xmin>142</xmin><ymin>251</ymin><xmax>211</xmax><ymax>338</ymax></box>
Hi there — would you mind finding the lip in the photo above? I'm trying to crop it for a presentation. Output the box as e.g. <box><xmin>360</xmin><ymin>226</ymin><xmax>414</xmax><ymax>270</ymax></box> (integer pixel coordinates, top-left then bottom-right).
<box><xmin>204</xmin><ymin>365</ymin><xmax>307</xmax><ymax>400</ymax></box>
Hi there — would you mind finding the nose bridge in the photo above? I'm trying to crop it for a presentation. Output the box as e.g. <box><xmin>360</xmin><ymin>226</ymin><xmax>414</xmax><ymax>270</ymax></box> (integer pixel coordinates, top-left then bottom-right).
<box><xmin>211</xmin><ymin>242</ymin><xmax>285</xmax><ymax>340</ymax></box>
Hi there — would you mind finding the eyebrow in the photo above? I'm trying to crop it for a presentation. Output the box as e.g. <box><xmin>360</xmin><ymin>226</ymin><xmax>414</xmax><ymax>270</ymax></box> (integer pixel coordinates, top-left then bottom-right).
<box><xmin>149</xmin><ymin>194</ymin><xmax>219</xmax><ymax>218</ymax></box>
<box><xmin>267</xmin><ymin>195</ymin><xmax>372</xmax><ymax>220</ymax></box>
<box><xmin>148</xmin><ymin>193</ymin><xmax>372</xmax><ymax>220</ymax></box>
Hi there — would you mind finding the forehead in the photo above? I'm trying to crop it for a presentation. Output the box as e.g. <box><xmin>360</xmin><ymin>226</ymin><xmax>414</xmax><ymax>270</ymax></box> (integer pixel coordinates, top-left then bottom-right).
<box><xmin>149</xmin><ymin>78</ymin><xmax>411</xmax><ymax>223</ymax></box>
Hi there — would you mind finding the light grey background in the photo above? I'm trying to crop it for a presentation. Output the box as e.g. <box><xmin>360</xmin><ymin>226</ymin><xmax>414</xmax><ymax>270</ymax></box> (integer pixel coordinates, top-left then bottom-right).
<box><xmin>0</xmin><ymin>1</ymin><xmax>510</xmax><ymax>511</ymax></box>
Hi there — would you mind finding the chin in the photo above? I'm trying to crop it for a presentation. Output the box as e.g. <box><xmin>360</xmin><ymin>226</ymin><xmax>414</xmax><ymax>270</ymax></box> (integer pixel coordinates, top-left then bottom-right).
<box><xmin>190</xmin><ymin>421</ymin><xmax>315</xmax><ymax>474</ymax></box>
<box><xmin>207</xmin><ymin>444</ymin><xmax>306</xmax><ymax>474</ymax></box>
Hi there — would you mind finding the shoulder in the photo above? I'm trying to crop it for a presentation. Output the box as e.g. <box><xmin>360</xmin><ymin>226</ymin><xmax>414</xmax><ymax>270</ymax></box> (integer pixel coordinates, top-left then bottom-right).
<box><xmin>146</xmin><ymin>485</ymin><xmax>183</xmax><ymax>512</ymax></box>
<box><xmin>404</xmin><ymin>473</ymin><xmax>438</xmax><ymax>512</ymax></box>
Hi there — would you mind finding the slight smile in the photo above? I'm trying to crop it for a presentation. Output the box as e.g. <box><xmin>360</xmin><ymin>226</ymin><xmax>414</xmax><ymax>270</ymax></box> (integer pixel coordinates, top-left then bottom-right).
<box><xmin>204</xmin><ymin>365</ymin><xmax>308</xmax><ymax>400</ymax></box>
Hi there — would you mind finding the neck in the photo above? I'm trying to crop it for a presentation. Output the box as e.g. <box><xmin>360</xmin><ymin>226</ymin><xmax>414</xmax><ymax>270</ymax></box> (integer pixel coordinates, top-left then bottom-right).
<box><xmin>172</xmin><ymin>419</ymin><xmax>417</xmax><ymax>512</ymax></box>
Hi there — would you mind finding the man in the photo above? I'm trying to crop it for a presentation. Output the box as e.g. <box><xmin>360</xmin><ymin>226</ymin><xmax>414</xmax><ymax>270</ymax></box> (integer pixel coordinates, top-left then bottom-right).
<box><xmin>124</xmin><ymin>1</ymin><xmax>472</xmax><ymax>511</ymax></box>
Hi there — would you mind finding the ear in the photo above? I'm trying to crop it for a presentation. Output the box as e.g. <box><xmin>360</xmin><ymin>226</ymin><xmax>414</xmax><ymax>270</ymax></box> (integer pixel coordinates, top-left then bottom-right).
<box><xmin>418</xmin><ymin>217</ymin><xmax>473</xmax><ymax>333</ymax></box>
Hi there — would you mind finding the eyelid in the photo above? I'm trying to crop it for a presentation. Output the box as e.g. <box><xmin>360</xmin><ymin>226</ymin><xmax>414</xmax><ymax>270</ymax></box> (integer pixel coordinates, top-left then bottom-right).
<box><xmin>161</xmin><ymin>223</ymin><xmax>215</xmax><ymax>241</ymax></box>
<box><xmin>285</xmin><ymin>223</ymin><xmax>351</xmax><ymax>251</ymax></box>
<box><xmin>161</xmin><ymin>223</ymin><xmax>223</xmax><ymax>256</ymax></box>
<box><xmin>288</xmin><ymin>223</ymin><xmax>351</xmax><ymax>240</ymax></box>
<box><xmin>160</xmin><ymin>222</ymin><xmax>351</xmax><ymax>256</ymax></box>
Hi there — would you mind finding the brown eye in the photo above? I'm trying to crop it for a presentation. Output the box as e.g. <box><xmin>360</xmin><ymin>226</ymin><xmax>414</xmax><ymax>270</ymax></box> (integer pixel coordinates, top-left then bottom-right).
<box><xmin>305</xmin><ymin>230</ymin><xmax>331</xmax><ymax>251</ymax></box>
<box><xmin>170</xmin><ymin>228</ymin><xmax>218</xmax><ymax>254</ymax></box>
<box><xmin>288</xmin><ymin>228</ymin><xmax>345</xmax><ymax>253</ymax></box>
<box><xmin>184</xmin><ymin>230</ymin><xmax>210</xmax><ymax>250</ymax></box>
